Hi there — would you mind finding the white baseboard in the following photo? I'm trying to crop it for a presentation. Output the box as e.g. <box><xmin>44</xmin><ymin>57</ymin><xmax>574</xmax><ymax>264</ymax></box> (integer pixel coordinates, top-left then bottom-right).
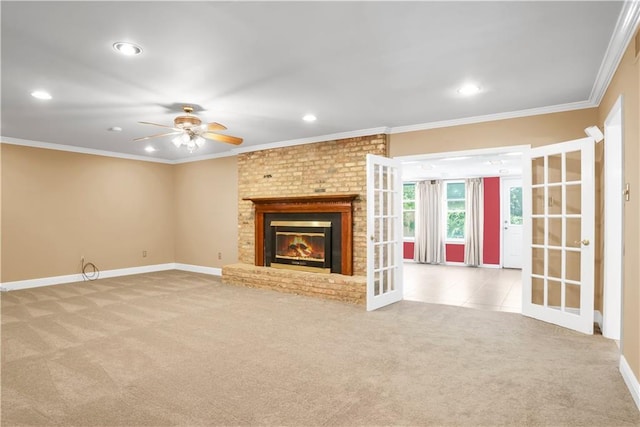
<box><xmin>0</xmin><ymin>262</ymin><xmax>223</xmax><ymax>292</ymax></box>
<box><xmin>0</xmin><ymin>272</ymin><xmax>86</xmax><ymax>291</ymax></box>
<box><xmin>174</xmin><ymin>263</ymin><xmax>222</xmax><ymax>276</ymax></box>
<box><xmin>620</xmin><ymin>355</ymin><xmax>640</xmax><ymax>412</ymax></box>
<box><xmin>594</xmin><ymin>310</ymin><xmax>603</xmax><ymax>330</ymax></box>
<box><xmin>480</xmin><ymin>263</ymin><xmax>501</xmax><ymax>269</ymax></box>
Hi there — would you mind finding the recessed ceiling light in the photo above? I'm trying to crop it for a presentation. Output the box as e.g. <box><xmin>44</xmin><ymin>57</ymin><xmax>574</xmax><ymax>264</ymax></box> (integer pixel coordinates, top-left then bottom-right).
<box><xmin>113</xmin><ymin>42</ymin><xmax>142</xmax><ymax>56</ymax></box>
<box><xmin>108</xmin><ymin>126</ymin><xmax>122</xmax><ymax>132</ymax></box>
<box><xmin>145</xmin><ymin>146</ymin><xmax>156</xmax><ymax>153</ymax></box>
<box><xmin>31</xmin><ymin>90</ymin><xmax>52</xmax><ymax>100</ymax></box>
<box><xmin>457</xmin><ymin>84</ymin><xmax>481</xmax><ymax>96</ymax></box>
<box><xmin>303</xmin><ymin>114</ymin><xmax>317</xmax><ymax>122</ymax></box>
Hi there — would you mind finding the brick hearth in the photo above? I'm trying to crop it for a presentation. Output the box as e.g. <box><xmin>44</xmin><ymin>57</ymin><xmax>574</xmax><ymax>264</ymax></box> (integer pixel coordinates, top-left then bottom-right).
<box><xmin>222</xmin><ymin>264</ymin><xmax>366</xmax><ymax>305</ymax></box>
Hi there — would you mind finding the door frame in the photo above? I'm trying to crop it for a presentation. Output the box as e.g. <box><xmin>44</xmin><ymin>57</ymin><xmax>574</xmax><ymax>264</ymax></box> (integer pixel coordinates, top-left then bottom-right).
<box><xmin>603</xmin><ymin>95</ymin><xmax>624</xmax><ymax>341</ymax></box>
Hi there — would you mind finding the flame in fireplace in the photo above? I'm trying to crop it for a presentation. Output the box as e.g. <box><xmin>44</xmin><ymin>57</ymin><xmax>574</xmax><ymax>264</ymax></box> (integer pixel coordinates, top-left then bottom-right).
<box><xmin>276</xmin><ymin>233</ymin><xmax>324</xmax><ymax>261</ymax></box>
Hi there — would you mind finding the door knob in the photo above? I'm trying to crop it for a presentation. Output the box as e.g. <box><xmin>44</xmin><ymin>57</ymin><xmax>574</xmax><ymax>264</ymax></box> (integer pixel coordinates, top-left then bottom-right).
<box><xmin>574</xmin><ymin>239</ymin><xmax>590</xmax><ymax>246</ymax></box>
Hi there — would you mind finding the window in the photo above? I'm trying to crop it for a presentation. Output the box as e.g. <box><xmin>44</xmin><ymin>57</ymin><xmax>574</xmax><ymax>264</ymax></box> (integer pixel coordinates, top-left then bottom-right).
<box><xmin>510</xmin><ymin>186</ymin><xmax>523</xmax><ymax>225</ymax></box>
<box><xmin>403</xmin><ymin>183</ymin><xmax>415</xmax><ymax>238</ymax></box>
<box><xmin>446</xmin><ymin>181</ymin><xmax>465</xmax><ymax>240</ymax></box>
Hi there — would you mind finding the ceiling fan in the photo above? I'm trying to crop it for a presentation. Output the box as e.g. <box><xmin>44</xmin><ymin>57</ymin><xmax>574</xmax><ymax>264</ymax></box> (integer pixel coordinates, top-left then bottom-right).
<box><xmin>134</xmin><ymin>106</ymin><xmax>243</xmax><ymax>152</ymax></box>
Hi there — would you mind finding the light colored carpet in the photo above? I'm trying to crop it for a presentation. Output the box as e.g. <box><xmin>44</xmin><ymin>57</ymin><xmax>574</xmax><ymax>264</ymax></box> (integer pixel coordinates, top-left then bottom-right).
<box><xmin>2</xmin><ymin>270</ymin><xmax>638</xmax><ymax>426</ymax></box>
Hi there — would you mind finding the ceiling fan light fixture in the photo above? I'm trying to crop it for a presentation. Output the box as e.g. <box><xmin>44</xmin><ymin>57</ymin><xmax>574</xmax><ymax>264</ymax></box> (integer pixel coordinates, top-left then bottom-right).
<box><xmin>172</xmin><ymin>134</ymin><xmax>187</xmax><ymax>148</ymax></box>
<box><xmin>175</xmin><ymin>115</ymin><xmax>202</xmax><ymax>129</ymax></box>
<box><xmin>113</xmin><ymin>42</ymin><xmax>142</xmax><ymax>56</ymax></box>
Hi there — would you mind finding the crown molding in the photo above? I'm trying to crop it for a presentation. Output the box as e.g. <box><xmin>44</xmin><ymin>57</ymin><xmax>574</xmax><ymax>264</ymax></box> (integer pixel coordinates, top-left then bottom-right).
<box><xmin>0</xmin><ymin>136</ymin><xmax>174</xmax><ymax>164</ymax></box>
<box><xmin>229</xmin><ymin>126</ymin><xmax>391</xmax><ymax>155</ymax></box>
<box><xmin>389</xmin><ymin>100</ymin><xmax>595</xmax><ymax>135</ymax></box>
<box><xmin>590</xmin><ymin>0</ymin><xmax>640</xmax><ymax>105</ymax></box>
<box><xmin>172</xmin><ymin>150</ymin><xmax>237</xmax><ymax>164</ymax></box>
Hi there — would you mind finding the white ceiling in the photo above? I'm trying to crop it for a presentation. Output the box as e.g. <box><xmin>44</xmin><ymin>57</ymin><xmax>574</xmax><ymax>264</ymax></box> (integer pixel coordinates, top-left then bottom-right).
<box><xmin>402</xmin><ymin>149</ymin><xmax>523</xmax><ymax>181</ymax></box>
<box><xmin>0</xmin><ymin>1</ymin><xmax>633</xmax><ymax>162</ymax></box>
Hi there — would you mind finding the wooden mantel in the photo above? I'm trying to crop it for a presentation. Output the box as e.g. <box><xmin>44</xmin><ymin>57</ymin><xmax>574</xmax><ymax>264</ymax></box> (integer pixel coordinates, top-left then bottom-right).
<box><xmin>244</xmin><ymin>194</ymin><xmax>358</xmax><ymax>275</ymax></box>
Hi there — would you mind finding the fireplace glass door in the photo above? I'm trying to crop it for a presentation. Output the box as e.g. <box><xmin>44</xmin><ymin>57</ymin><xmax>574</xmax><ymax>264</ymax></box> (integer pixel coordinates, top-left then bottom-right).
<box><xmin>270</xmin><ymin>221</ymin><xmax>332</xmax><ymax>273</ymax></box>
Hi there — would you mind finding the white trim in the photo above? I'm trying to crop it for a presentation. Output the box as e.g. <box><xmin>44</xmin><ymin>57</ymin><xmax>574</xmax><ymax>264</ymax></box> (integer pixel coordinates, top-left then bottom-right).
<box><xmin>230</xmin><ymin>126</ymin><xmax>390</xmax><ymax>155</ymax></box>
<box><xmin>0</xmin><ymin>273</ymin><xmax>84</xmax><ymax>292</ymax></box>
<box><xmin>594</xmin><ymin>310</ymin><xmax>603</xmax><ymax>330</ymax></box>
<box><xmin>98</xmin><ymin>263</ymin><xmax>176</xmax><ymax>279</ymax></box>
<box><xmin>480</xmin><ymin>264</ymin><xmax>501</xmax><ymax>269</ymax></box>
<box><xmin>603</xmin><ymin>95</ymin><xmax>624</xmax><ymax>341</ymax></box>
<box><xmin>444</xmin><ymin>261</ymin><xmax>466</xmax><ymax>267</ymax></box>
<box><xmin>590</xmin><ymin>0</ymin><xmax>640</xmax><ymax>105</ymax></box>
<box><xmin>620</xmin><ymin>355</ymin><xmax>640</xmax><ymax>412</ymax></box>
<box><xmin>172</xmin><ymin>151</ymin><xmax>237</xmax><ymax>164</ymax></box>
<box><xmin>389</xmin><ymin>101</ymin><xmax>594</xmax><ymax>135</ymax></box>
<box><xmin>0</xmin><ymin>263</ymin><xmax>176</xmax><ymax>291</ymax></box>
<box><xmin>174</xmin><ymin>263</ymin><xmax>222</xmax><ymax>276</ymax></box>
<box><xmin>0</xmin><ymin>137</ymin><xmax>173</xmax><ymax>164</ymax></box>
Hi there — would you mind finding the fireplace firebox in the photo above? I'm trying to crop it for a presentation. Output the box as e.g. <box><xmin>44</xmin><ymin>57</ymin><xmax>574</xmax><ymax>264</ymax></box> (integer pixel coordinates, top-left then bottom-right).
<box><xmin>270</xmin><ymin>221</ymin><xmax>332</xmax><ymax>273</ymax></box>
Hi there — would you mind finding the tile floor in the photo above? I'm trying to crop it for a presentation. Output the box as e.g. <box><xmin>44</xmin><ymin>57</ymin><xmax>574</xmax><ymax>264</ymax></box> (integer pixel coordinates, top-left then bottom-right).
<box><xmin>403</xmin><ymin>262</ymin><xmax>522</xmax><ymax>313</ymax></box>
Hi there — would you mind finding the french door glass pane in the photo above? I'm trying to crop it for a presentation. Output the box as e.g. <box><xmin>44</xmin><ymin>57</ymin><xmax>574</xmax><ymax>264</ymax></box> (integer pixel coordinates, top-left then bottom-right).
<box><xmin>566</xmin><ymin>151</ymin><xmax>582</xmax><ymax>182</ymax></box>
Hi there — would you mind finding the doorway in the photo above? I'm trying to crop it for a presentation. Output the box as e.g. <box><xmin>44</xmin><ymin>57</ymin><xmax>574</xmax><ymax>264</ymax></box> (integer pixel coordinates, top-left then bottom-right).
<box><xmin>400</xmin><ymin>145</ymin><xmax>528</xmax><ymax>313</ymax></box>
<box><xmin>502</xmin><ymin>177</ymin><xmax>523</xmax><ymax>269</ymax></box>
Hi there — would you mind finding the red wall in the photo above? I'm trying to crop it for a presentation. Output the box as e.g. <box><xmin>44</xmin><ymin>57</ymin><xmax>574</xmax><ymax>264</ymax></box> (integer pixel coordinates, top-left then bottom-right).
<box><xmin>482</xmin><ymin>177</ymin><xmax>501</xmax><ymax>265</ymax></box>
<box><xmin>445</xmin><ymin>243</ymin><xmax>465</xmax><ymax>262</ymax></box>
<box><xmin>403</xmin><ymin>177</ymin><xmax>501</xmax><ymax>265</ymax></box>
<box><xmin>403</xmin><ymin>241</ymin><xmax>414</xmax><ymax>259</ymax></box>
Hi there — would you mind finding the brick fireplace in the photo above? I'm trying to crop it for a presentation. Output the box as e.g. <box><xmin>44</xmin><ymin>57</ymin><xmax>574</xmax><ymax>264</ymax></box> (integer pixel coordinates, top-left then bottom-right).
<box><xmin>222</xmin><ymin>134</ymin><xmax>387</xmax><ymax>305</ymax></box>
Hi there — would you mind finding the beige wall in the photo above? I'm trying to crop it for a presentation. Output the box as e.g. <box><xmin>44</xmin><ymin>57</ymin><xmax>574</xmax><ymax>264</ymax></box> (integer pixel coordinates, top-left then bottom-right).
<box><xmin>390</xmin><ymin>108</ymin><xmax>599</xmax><ymax>157</ymax></box>
<box><xmin>1</xmin><ymin>145</ymin><xmax>175</xmax><ymax>282</ymax></box>
<box><xmin>173</xmin><ymin>156</ymin><xmax>239</xmax><ymax>268</ymax></box>
<box><xmin>598</xmin><ymin>32</ymin><xmax>640</xmax><ymax>383</ymax></box>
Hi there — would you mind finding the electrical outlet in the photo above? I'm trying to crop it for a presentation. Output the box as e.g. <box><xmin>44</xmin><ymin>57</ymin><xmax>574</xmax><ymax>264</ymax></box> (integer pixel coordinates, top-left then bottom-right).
<box><xmin>217</xmin><ymin>252</ymin><xmax>222</xmax><ymax>260</ymax></box>
<box><xmin>142</xmin><ymin>250</ymin><xmax>147</xmax><ymax>258</ymax></box>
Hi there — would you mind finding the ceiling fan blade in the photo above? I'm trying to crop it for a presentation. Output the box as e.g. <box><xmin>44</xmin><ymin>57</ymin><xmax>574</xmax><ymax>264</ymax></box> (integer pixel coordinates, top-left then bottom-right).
<box><xmin>203</xmin><ymin>132</ymin><xmax>243</xmax><ymax>145</ymax></box>
<box><xmin>138</xmin><ymin>121</ymin><xmax>181</xmax><ymax>131</ymax></box>
<box><xmin>133</xmin><ymin>131</ymin><xmax>182</xmax><ymax>142</ymax></box>
<box><xmin>206</xmin><ymin>122</ymin><xmax>227</xmax><ymax>131</ymax></box>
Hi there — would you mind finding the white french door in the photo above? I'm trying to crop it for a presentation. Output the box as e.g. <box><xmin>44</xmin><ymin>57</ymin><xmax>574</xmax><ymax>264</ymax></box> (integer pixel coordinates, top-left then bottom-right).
<box><xmin>366</xmin><ymin>154</ymin><xmax>403</xmax><ymax>311</ymax></box>
<box><xmin>522</xmin><ymin>137</ymin><xmax>595</xmax><ymax>334</ymax></box>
